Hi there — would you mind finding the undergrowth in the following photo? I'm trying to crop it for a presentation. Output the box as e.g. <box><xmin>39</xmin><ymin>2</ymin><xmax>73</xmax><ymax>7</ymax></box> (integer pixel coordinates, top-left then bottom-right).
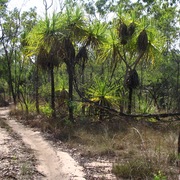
<box><xmin>9</xmin><ymin>107</ymin><xmax>180</xmax><ymax>179</ymax></box>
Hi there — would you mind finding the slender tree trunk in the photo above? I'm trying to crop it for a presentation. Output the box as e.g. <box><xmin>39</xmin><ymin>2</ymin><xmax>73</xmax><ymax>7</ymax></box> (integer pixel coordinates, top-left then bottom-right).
<box><xmin>50</xmin><ymin>65</ymin><xmax>56</xmax><ymax>117</ymax></box>
<box><xmin>177</xmin><ymin>62</ymin><xmax>180</xmax><ymax>111</ymax></box>
<box><xmin>7</xmin><ymin>59</ymin><xmax>16</xmax><ymax>105</ymax></box>
<box><xmin>68</xmin><ymin>64</ymin><xmax>74</xmax><ymax>122</ymax></box>
<box><xmin>178</xmin><ymin>131</ymin><xmax>180</xmax><ymax>155</ymax></box>
<box><xmin>20</xmin><ymin>91</ymin><xmax>28</xmax><ymax>114</ymax></box>
<box><xmin>64</xmin><ymin>38</ymin><xmax>75</xmax><ymax>122</ymax></box>
<box><xmin>14</xmin><ymin>50</ymin><xmax>17</xmax><ymax>101</ymax></box>
<box><xmin>128</xmin><ymin>87</ymin><xmax>133</xmax><ymax>114</ymax></box>
<box><xmin>81</xmin><ymin>63</ymin><xmax>85</xmax><ymax>115</ymax></box>
<box><xmin>4</xmin><ymin>48</ymin><xmax>16</xmax><ymax>105</ymax></box>
<box><xmin>35</xmin><ymin>63</ymin><xmax>39</xmax><ymax>113</ymax></box>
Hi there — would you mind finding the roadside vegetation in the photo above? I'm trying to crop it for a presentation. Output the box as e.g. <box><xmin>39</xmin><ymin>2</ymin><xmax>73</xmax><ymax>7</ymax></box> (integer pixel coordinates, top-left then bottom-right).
<box><xmin>10</xmin><ymin>108</ymin><xmax>179</xmax><ymax>179</ymax></box>
<box><xmin>0</xmin><ymin>0</ymin><xmax>180</xmax><ymax>179</ymax></box>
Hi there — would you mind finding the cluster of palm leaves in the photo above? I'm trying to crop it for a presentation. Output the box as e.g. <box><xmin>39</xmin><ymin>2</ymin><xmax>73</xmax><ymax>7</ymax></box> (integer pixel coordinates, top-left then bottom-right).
<box><xmin>22</xmin><ymin>4</ymin><xmax>165</xmax><ymax>119</ymax></box>
<box><xmin>86</xmin><ymin>76</ymin><xmax>119</xmax><ymax>119</ymax></box>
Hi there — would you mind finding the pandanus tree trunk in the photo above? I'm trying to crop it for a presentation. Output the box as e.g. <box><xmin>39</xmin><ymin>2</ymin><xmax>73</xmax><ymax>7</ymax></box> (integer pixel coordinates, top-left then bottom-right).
<box><xmin>7</xmin><ymin>56</ymin><xmax>16</xmax><ymax>105</ymax></box>
<box><xmin>178</xmin><ymin>131</ymin><xmax>180</xmax><ymax>155</ymax></box>
<box><xmin>125</xmin><ymin>69</ymin><xmax>139</xmax><ymax>114</ymax></box>
<box><xmin>35</xmin><ymin>63</ymin><xmax>39</xmax><ymax>114</ymax></box>
<box><xmin>64</xmin><ymin>38</ymin><xmax>76</xmax><ymax>122</ymax></box>
<box><xmin>67</xmin><ymin>64</ymin><xmax>74</xmax><ymax>121</ymax></box>
<box><xmin>81</xmin><ymin>65</ymin><xmax>85</xmax><ymax>115</ymax></box>
<box><xmin>50</xmin><ymin>64</ymin><xmax>56</xmax><ymax>117</ymax></box>
<box><xmin>127</xmin><ymin>87</ymin><xmax>133</xmax><ymax>114</ymax></box>
<box><xmin>76</xmin><ymin>46</ymin><xmax>88</xmax><ymax>115</ymax></box>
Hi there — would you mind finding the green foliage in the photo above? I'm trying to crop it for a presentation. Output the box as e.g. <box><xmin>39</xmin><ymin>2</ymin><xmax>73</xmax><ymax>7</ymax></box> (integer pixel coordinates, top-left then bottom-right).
<box><xmin>39</xmin><ymin>104</ymin><xmax>53</xmax><ymax>117</ymax></box>
<box><xmin>0</xmin><ymin>0</ymin><xmax>179</xmax><ymax>117</ymax></box>
<box><xmin>0</xmin><ymin>78</ymin><xmax>8</xmax><ymax>91</ymax></box>
<box><xmin>137</xmin><ymin>100</ymin><xmax>156</xmax><ymax>114</ymax></box>
<box><xmin>0</xmin><ymin>0</ymin><xmax>8</xmax><ymax>13</ymax></box>
<box><xmin>55</xmin><ymin>73</ymin><xmax>68</xmax><ymax>91</ymax></box>
<box><xmin>39</xmin><ymin>82</ymin><xmax>51</xmax><ymax>100</ymax></box>
<box><xmin>24</xmin><ymin>102</ymin><xmax>36</xmax><ymax>112</ymax></box>
<box><xmin>26</xmin><ymin>12</ymin><xmax>62</xmax><ymax>56</ymax></box>
<box><xmin>153</xmin><ymin>171</ymin><xmax>167</xmax><ymax>180</ymax></box>
<box><xmin>87</xmin><ymin>76</ymin><xmax>119</xmax><ymax>104</ymax></box>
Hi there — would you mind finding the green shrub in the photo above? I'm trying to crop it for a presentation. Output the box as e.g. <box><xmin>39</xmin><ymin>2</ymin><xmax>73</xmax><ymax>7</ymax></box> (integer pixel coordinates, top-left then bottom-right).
<box><xmin>39</xmin><ymin>103</ymin><xmax>52</xmax><ymax>117</ymax></box>
<box><xmin>153</xmin><ymin>171</ymin><xmax>167</xmax><ymax>180</ymax></box>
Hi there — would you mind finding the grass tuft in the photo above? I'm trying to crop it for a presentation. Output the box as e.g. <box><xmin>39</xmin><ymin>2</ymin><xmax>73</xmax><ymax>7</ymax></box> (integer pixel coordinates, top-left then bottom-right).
<box><xmin>112</xmin><ymin>157</ymin><xmax>156</xmax><ymax>179</ymax></box>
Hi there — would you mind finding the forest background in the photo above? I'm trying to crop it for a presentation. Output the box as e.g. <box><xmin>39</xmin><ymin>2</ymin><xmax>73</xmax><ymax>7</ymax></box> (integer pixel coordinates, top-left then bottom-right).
<box><xmin>0</xmin><ymin>0</ymin><xmax>179</xmax><ymax>119</ymax></box>
<box><xmin>0</xmin><ymin>0</ymin><xmax>180</xmax><ymax>179</ymax></box>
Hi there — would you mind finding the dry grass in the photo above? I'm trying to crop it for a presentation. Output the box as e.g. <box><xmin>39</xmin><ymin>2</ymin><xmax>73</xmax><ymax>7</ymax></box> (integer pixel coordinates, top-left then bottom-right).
<box><xmin>68</xmin><ymin>120</ymin><xmax>179</xmax><ymax>179</ymax></box>
<box><xmin>10</xmin><ymin>109</ymin><xmax>180</xmax><ymax>179</ymax></box>
<box><xmin>111</xmin><ymin>126</ymin><xmax>179</xmax><ymax>179</ymax></box>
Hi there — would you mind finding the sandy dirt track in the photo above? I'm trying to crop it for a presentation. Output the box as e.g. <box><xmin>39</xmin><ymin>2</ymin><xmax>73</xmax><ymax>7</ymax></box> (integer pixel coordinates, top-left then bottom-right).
<box><xmin>0</xmin><ymin>108</ymin><xmax>85</xmax><ymax>180</ymax></box>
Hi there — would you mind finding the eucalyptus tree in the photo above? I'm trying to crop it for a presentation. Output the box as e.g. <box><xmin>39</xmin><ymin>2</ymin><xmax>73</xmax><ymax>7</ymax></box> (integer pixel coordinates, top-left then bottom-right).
<box><xmin>0</xmin><ymin>5</ymin><xmax>37</xmax><ymax>106</ymax></box>
<box><xmin>20</xmin><ymin>8</ymin><xmax>38</xmax><ymax>112</ymax></box>
<box><xmin>0</xmin><ymin>8</ymin><xmax>21</xmax><ymax>104</ymax></box>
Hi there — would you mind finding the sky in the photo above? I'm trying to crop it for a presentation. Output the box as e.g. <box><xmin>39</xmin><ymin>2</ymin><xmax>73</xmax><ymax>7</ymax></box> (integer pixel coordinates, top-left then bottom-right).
<box><xmin>8</xmin><ymin>0</ymin><xmax>61</xmax><ymax>17</ymax></box>
<box><xmin>7</xmin><ymin>0</ymin><xmax>117</xmax><ymax>21</ymax></box>
<box><xmin>6</xmin><ymin>0</ymin><xmax>180</xmax><ymax>49</ymax></box>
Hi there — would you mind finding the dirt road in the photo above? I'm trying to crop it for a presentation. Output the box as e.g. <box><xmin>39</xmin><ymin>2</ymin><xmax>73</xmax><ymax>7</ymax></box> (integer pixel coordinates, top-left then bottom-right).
<box><xmin>0</xmin><ymin>108</ymin><xmax>85</xmax><ymax>180</ymax></box>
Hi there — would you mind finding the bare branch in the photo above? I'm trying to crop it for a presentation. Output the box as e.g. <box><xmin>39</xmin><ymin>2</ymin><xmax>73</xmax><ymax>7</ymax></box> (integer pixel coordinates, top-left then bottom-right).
<box><xmin>43</xmin><ymin>0</ymin><xmax>53</xmax><ymax>11</ymax></box>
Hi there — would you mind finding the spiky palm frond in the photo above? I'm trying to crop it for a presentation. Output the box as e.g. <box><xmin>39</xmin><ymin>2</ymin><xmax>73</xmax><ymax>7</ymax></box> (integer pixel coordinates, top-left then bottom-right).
<box><xmin>27</xmin><ymin>12</ymin><xmax>63</xmax><ymax>47</ymax></box>
<box><xmin>26</xmin><ymin>12</ymin><xmax>64</xmax><ymax>68</ymax></box>
<box><xmin>96</xmin><ymin>27</ymin><xmax>120</xmax><ymax>64</ymax></box>
<box><xmin>87</xmin><ymin>76</ymin><xmax>119</xmax><ymax>102</ymax></box>
<box><xmin>146</xmin><ymin>27</ymin><xmax>166</xmax><ymax>65</ymax></box>
<box><xmin>61</xmin><ymin>6</ymin><xmax>87</xmax><ymax>40</ymax></box>
<box><xmin>84</xmin><ymin>20</ymin><xmax>108</xmax><ymax>47</ymax></box>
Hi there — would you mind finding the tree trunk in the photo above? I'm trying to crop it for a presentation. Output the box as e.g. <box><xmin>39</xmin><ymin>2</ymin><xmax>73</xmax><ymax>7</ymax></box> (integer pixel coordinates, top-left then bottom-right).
<box><xmin>50</xmin><ymin>65</ymin><xmax>56</xmax><ymax>117</ymax></box>
<box><xmin>7</xmin><ymin>58</ymin><xmax>16</xmax><ymax>105</ymax></box>
<box><xmin>35</xmin><ymin>63</ymin><xmax>39</xmax><ymax>113</ymax></box>
<box><xmin>178</xmin><ymin>132</ymin><xmax>180</xmax><ymax>155</ymax></box>
<box><xmin>127</xmin><ymin>87</ymin><xmax>133</xmax><ymax>114</ymax></box>
<box><xmin>177</xmin><ymin>62</ymin><xmax>180</xmax><ymax>111</ymax></box>
<box><xmin>68</xmin><ymin>64</ymin><xmax>74</xmax><ymax>122</ymax></box>
<box><xmin>20</xmin><ymin>91</ymin><xmax>28</xmax><ymax>114</ymax></box>
<box><xmin>81</xmin><ymin>64</ymin><xmax>85</xmax><ymax>115</ymax></box>
<box><xmin>4</xmin><ymin>48</ymin><xmax>16</xmax><ymax>105</ymax></box>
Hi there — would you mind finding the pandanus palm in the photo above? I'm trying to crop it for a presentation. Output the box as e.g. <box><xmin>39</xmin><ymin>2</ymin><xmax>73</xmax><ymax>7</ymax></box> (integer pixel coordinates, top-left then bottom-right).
<box><xmin>98</xmin><ymin>10</ymin><xmax>165</xmax><ymax>114</ymax></box>
<box><xmin>58</xmin><ymin>6</ymin><xmax>87</xmax><ymax>121</ymax></box>
<box><xmin>87</xmin><ymin>77</ymin><xmax>118</xmax><ymax>120</ymax></box>
<box><xmin>59</xmin><ymin>6</ymin><xmax>108</xmax><ymax>120</ymax></box>
<box><xmin>75</xmin><ymin>20</ymin><xmax>108</xmax><ymax>114</ymax></box>
<box><xmin>26</xmin><ymin>13</ymin><xmax>63</xmax><ymax>117</ymax></box>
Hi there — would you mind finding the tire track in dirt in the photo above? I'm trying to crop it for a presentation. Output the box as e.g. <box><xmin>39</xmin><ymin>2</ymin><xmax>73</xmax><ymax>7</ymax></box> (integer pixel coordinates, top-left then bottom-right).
<box><xmin>0</xmin><ymin>108</ymin><xmax>85</xmax><ymax>180</ymax></box>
